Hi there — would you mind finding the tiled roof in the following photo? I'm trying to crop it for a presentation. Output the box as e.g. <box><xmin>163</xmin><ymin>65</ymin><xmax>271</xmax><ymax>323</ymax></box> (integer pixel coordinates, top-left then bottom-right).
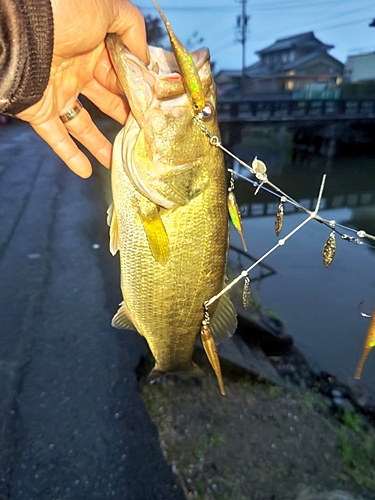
<box><xmin>244</xmin><ymin>50</ymin><xmax>343</xmax><ymax>77</ymax></box>
<box><xmin>257</xmin><ymin>32</ymin><xmax>333</xmax><ymax>55</ymax></box>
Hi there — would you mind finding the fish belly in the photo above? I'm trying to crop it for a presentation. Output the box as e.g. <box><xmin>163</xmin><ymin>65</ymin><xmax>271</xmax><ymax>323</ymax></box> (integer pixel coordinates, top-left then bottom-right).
<box><xmin>112</xmin><ymin>126</ymin><xmax>228</xmax><ymax>373</ymax></box>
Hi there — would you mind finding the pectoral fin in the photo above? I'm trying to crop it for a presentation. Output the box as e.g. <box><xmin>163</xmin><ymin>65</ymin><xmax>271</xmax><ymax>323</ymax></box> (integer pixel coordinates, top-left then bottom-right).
<box><xmin>209</xmin><ymin>293</ymin><xmax>238</xmax><ymax>343</ymax></box>
<box><xmin>107</xmin><ymin>204</ymin><xmax>120</xmax><ymax>256</ymax></box>
<box><xmin>112</xmin><ymin>302</ymin><xmax>136</xmax><ymax>330</ymax></box>
<box><xmin>139</xmin><ymin>203</ymin><xmax>170</xmax><ymax>265</ymax></box>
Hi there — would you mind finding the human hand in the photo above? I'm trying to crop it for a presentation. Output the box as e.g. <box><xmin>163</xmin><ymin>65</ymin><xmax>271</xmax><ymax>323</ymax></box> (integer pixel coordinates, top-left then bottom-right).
<box><xmin>17</xmin><ymin>0</ymin><xmax>149</xmax><ymax>178</ymax></box>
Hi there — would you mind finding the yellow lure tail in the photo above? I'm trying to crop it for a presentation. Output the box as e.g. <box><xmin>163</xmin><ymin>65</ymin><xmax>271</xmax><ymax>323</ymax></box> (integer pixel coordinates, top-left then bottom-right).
<box><xmin>200</xmin><ymin>323</ymin><xmax>226</xmax><ymax>396</ymax></box>
<box><xmin>354</xmin><ymin>345</ymin><xmax>373</xmax><ymax>380</ymax></box>
<box><xmin>152</xmin><ymin>0</ymin><xmax>205</xmax><ymax>113</ymax></box>
<box><xmin>354</xmin><ymin>310</ymin><xmax>375</xmax><ymax>379</ymax></box>
<box><xmin>228</xmin><ymin>191</ymin><xmax>247</xmax><ymax>252</ymax></box>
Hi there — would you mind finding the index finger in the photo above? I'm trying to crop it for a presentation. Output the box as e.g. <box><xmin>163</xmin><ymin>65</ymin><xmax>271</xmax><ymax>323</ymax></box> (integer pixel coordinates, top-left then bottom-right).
<box><xmin>109</xmin><ymin>1</ymin><xmax>149</xmax><ymax>65</ymax></box>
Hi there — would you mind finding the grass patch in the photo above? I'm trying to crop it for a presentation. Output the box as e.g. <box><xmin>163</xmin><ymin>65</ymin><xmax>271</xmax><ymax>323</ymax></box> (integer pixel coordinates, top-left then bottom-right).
<box><xmin>337</xmin><ymin>411</ymin><xmax>375</xmax><ymax>493</ymax></box>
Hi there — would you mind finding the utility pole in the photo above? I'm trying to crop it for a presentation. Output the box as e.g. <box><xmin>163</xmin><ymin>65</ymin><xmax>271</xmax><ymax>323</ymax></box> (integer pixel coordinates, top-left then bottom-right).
<box><xmin>236</xmin><ymin>0</ymin><xmax>250</xmax><ymax>97</ymax></box>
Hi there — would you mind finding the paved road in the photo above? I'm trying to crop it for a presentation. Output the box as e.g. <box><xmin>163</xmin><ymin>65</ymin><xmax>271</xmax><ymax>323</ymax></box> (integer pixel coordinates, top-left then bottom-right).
<box><xmin>0</xmin><ymin>122</ymin><xmax>183</xmax><ymax>500</ymax></box>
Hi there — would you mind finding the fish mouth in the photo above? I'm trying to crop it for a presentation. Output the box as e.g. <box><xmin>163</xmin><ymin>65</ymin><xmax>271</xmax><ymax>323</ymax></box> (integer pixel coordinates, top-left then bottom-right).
<box><xmin>148</xmin><ymin>45</ymin><xmax>210</xmax><ymax>78</ymax></box>
<box><xmin>106</xmin><ymin>34</ymin><xmax>213</xmax><ymax>208</ymax></box>
<box><xmin>106</xmin><ymin>34</ymin><xmax>210</xmax><ymax>113</ymax></box>
<box><xmin>146</xmin><ymin>45</ymin><xmax>211</xmax><ymax>103</ymax></box>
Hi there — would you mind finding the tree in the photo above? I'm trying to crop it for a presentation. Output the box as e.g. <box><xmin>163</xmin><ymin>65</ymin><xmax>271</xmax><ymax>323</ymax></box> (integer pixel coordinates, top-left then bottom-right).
<box><xmin>144</xmin><ymin>13</ymin><xmax>214</xmax><ymax>71</ymax></box>
<box><xmin>144</xmin><ymin>14</ymin><xmax>166</xmax><ymax>47</ymax></box>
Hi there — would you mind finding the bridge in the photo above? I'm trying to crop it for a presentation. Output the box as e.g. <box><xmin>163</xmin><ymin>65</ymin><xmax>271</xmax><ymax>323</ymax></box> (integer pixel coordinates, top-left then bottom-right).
<box><xmin>217</xmin><ymin>99</ymin><xmax>375</xmax><ymax>123</ymax></box>
<box><xmin>236</xmin><ymin>188</ymin><xmax>375</xmax><ymax>219</ymax></box>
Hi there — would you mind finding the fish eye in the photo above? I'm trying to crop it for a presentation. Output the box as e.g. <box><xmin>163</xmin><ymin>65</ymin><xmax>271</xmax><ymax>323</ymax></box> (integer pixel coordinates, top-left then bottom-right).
<box><xmin>202</xmin><ymin>102</ymin><xmax>214</xmax><ymax>120</ymax></box>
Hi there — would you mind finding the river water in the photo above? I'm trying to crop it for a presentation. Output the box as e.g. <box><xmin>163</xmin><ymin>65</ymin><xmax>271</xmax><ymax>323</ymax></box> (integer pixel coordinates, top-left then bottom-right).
<box><xmin>227</xmin><ymin>124</ymin><xmax>375</xmax><ymax>396</ymax></box>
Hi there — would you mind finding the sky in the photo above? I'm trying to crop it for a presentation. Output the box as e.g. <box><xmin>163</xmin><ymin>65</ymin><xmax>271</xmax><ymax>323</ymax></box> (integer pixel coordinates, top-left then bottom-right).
<box><xmin>136</xmin><ymin>0</ymin><xmax>375</xmax><ymax>72</ymax></box>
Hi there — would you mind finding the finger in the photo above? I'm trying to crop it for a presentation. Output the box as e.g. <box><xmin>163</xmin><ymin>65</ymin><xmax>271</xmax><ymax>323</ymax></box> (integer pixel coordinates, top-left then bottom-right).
<box><xmin>82</xmin><ymin>79</ymin><xmax>129</xmax><ymax>124</ymax></box>
<box><xmin>110</xmin><ymin>2</ymin><xmax>149</xmax><ymax>65</ymax></box>
<box><xmin>63</xmin><ymin>107</ymin><xmax>112</xmax><ymax>169</ymax></box>
<box><xmin>32</xmin><ymin>118</ymin><xmax>93</xmax><ymax>178</ymax></box>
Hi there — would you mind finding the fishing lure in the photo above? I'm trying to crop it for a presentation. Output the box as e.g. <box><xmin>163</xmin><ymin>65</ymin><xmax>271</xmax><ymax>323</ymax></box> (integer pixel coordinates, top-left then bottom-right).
<box><xmin>200</xmin><ymin>307</ymin><xmax>225</xmax><ymax>395</ymax></box>
<box><xmin>251</xmin><ymin>156</ymin><xmax>267</xmax><ymax>181</ymax></box>
<box><xmin>227</xmin><ymin>172</ymin><xmax>247</xmax><ymax>251</ymax></box>
<box><xmin>275</xmin><ymin>196</ymin><xmax>286</xmax><ymax>237</ymax></box>
<box><xmin>252</xmin><ymin>157</ymin><xmax>268</xmax><ymax>195</ymax></box>
<box><xmin>323</xmin><ymin>222</ymin><xmax>336</xmax><ymax>267</ymax></box>
<box><xmin>354</xmin><ymin>308</ymin><xmax>375</xmax><ymax>380</ymax></box>
<box><xmin>242</xmin><ymin>275</ymin><xmax>251</xmax><ymax>310</ymax></box>
<box><xmin>152</xmin><ymin>0</ymin><xmax>205</xmax><ymax>113</ymax></box>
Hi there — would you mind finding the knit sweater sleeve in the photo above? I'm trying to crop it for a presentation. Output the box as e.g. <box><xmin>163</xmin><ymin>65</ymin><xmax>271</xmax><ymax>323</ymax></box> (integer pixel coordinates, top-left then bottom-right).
<box><xmin>0</xmin><ymin>0</ymin><xmax>54</xmax><ymax>115</ymax></box>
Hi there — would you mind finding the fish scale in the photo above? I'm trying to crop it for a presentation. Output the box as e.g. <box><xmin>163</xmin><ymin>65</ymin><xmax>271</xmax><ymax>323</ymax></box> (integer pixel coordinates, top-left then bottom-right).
<box><xmin>112</xmin><ymin>123</ymin><xmax>228</xmax><ymax>373</ymax></box>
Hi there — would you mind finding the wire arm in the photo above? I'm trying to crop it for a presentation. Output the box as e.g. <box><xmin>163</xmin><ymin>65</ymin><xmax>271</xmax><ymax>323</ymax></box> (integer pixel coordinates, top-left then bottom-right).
<box><xmin>205</xmin><ymin>175</ymin><xmax>327</xmax><ymax>308</ymax></box>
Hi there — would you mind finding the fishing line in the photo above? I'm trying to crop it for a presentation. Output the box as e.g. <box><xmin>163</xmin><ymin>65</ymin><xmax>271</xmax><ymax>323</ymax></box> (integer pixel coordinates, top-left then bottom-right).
<box><xmin>195</xmin><ymin>115</ymin><xmax>375</xmax><ymax>246</ymax></box>
<box><xmin>227</xmin><ymin>169</ymin><xmax>375</xmax><ymax>250</ymax></box>
<box><xmin>193</xmin><ymin>114</ymin><xmax>375</xmax><ymax>311</ymax></box>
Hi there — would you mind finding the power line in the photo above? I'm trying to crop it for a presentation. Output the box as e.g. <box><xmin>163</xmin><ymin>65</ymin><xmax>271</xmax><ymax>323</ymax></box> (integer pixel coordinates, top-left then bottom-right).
<box><xmin>316</xmin><ymin>16</ymin><xmax>372</xmax><ymax>32</ymax></box>
<box><xmin>250</xmin><ymin>0</ymin><xmax>373</xmax><ymax>10</ymax></box>
<box><xmin>136</xmin><ymin>5</ymin><xmax>234</xmax><ymax>11</ymax></box>
<box><xmin>137</xmin><ymin>0</ymin><xmax>373</xmax><ymax>11</ymax></box>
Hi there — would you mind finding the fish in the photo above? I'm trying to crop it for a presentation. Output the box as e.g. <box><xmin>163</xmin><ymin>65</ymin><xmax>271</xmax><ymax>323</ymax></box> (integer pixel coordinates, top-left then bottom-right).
<box><xmin>354</xmin><ymin>309</ymin><xmax>375</xmax><ymax>380</ymax></box>
<box><xmin>105</xmin><ymin>2</ymin><xmax>237</xmax><ymax>393</ymax></box>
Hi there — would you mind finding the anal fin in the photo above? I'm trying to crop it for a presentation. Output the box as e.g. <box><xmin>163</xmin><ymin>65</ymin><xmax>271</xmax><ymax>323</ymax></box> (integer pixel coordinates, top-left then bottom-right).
<box><xmin>112</xmin><ymin>302</ymin><xmax>136</xmax><ymax>331</ymax></box>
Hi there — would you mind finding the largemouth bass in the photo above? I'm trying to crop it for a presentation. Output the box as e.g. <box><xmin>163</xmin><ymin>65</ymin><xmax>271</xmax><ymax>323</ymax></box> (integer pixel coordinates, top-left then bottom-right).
<box><xmin>106</xmin><ymin>2</ymin><xmax>237</xmax><ymax>394</ymax></box>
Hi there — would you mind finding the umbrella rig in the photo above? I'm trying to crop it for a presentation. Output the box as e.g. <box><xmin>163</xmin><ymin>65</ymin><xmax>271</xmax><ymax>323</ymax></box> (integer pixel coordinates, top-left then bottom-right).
<box><xmin>193</xmin><ymin>114</ymin><xmax>375</xmax><ymax>381</ymax></box>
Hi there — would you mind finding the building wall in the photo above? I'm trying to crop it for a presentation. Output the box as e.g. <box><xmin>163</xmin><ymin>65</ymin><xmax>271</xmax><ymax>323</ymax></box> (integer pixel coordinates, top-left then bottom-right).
<box><xmin>345</xmin><ymin>52</ymin><xmax>375</xmax><ymax>82</ymax></box>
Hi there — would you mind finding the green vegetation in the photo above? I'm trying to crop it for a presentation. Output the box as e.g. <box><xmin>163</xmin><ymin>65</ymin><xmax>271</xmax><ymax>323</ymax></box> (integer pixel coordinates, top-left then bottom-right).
<box><xmin>340</xmin><ymin>81</ymin><xmax>375</xmax><ymax>99</ymax></box>
<box><xmin>141</xmin><ymin>372</ymin><xmax>375</xmax><ymax>500</ymax></box>
<box><xmin>337</xmin><ymin>410</ymin><xmax>375</xmax><ymax>492</ymax></box>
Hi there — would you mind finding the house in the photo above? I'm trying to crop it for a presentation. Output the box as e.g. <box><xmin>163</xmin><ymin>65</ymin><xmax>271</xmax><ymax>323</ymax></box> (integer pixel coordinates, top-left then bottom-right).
<box><xmin>344</xmin><ymin>51</ymin><xmax>375</xmax><ymax>82</ymax></box>
<box><xmin>216</xmin><ymin>32</ymin><xmax>344</xmax><ymax>100</ymax></box>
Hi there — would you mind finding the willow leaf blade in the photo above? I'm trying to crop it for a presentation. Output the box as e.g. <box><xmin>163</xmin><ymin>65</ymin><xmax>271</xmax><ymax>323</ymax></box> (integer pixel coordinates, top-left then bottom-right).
<box><xmin>275</xmin><ymin>200</ymin><xmax>284</xmax><ymax>237</ymax></box>
<box><xmin>242</xmin><ymin>276</ymin><xmax>251</xmax><ymax>310</ymax></box>
<box><xmin>323</xmin><ymin>230</ymin><xmax>336</xmax><ymax>268</ymax></box>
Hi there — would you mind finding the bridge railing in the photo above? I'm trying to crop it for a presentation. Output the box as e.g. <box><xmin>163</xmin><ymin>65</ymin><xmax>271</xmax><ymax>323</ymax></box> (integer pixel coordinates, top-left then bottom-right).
<box><xmin>217</xmin><ymin>99</ymin><xmax>375</xmax><ymax>121</ymax></box>
<box><xmin>235</xmin><ymin>190</ymin><xmax>375</xmax><ymax>219</ymax></box>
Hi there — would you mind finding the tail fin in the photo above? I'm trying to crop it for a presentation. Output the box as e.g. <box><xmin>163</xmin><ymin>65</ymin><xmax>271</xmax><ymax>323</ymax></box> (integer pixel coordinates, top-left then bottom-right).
<box><xmin>147</xmin><ymin>362</ymin><xmax>204</xmax><ymax>382</ymax></box>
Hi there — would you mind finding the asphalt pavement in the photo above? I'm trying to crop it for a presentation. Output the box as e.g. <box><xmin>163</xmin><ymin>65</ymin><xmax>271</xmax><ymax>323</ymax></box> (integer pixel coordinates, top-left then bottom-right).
<box><xmin>0</xmin><ymin>121</ymin><xmax>183</xmax><ymax>500</ymax></box>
